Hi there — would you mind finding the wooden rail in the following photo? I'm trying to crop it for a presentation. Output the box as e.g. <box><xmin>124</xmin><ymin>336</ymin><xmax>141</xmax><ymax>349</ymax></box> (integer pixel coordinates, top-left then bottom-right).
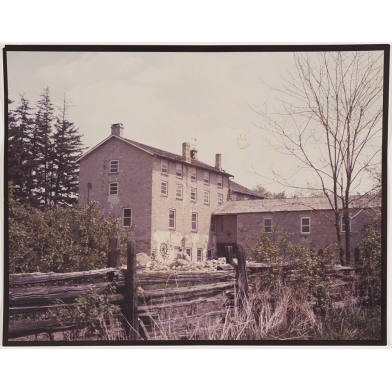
<box><xmin>7</xmin><ymin>238</ymin><xmax>357</xmax><ymax>341</ymax></box>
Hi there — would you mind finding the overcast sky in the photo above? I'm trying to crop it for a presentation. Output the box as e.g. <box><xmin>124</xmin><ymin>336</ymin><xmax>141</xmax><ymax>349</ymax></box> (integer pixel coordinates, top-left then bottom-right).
<box><xmin>6</xmin><ymin>50</ymin><xmax>383</xmax><ymax>195</ymax></box>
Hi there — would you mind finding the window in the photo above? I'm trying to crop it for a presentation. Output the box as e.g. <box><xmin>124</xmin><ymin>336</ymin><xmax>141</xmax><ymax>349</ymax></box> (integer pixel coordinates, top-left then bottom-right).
<box><xmin>217</xmin><ymin>175</ymin><xmax>223</xmax><ymax>188</ymax></box>
<box><xmin>301</xmin><ymin>217</ymin><xmax>310</xmax><ymax>233</ymax></box>
<box><xmin>169</xmin><ymin>209</ymin><xmax>176</xmax><ymax>230</ymax></box>
<box><xmin>186</xmin><ymin>248</ymin><xmax>192</xmax><ymax>260</ymax></box>
<box><xmin>109</xmin><ymin>182</ymin><xmax>118</xmax><ymax>195</ymax></box>
<box><xmin>191</xmin><ymin>212</ymin><xmax>198</xmax><ymax>232</ymax></box>
<box><xmin>264</xmin><ymin>218</ymin><xmax>272</xmax><ymax>233</ymax></box>
<box><xmin>176</xmin><ymin>184</ymin><xmax>183</xmax><ymax>199</ymax></box>
<box><xmin>161</xmin><ymin>181</ymin><xmax>168</xmax><ymax>196</ymax></box>
<box><xmin>161</xmin><ymin>159</ymin><xmax>168</xmax><ymax>175</ymax></box>
<box><xmin>190</xmin><ymin>167</ymin><xmax>197</xmax><ymax>182</ymax></box>
<box><xmin>190</xmin><ymin>187</ymin><xmax>197</xmax><ymax>202</ymax></box>
<box><xmin>110</xmin><ymin>160</ymin><xmax>119</xmax><ymax>173</ymax></box>
<box><xmin>207</xmin><ymin>249</ymin><xmax>213</xmax><ymax>259</ymax></box>
<box><xmin>176</xmin><ymin>163</ymin><xmax>183</xmax><ymax>178</ymax></box>
<box><xmin>210</xmin><ymin>216</ymin><xmax>216</xmax><ymax>232</ymax></box>
<box><xmin>123</xmin><ymin>208</ymin><xmax>132</xmax><ymax>227</ymax></box>
<box><xmin>203</xmin><ymin>190</ymin><xmax>210</xmax><ymax>205</ymax></box>
<box><xmin>218</xmin><ymin>193</ymin><xmax>223</xmax><ymax>205</ymax></box>
<box><xmin>197</xmin><ymin>248</ymin><xmax>203</xmax><ymax>262</ymax></box>
<box><xmin>203</xmin><ymin>171</ymin><xmax>210</xmax><ymax>185</ymax></box>
<box><xmin>341</xmin><ymin>216</ymin><xmax>351</xmax><ymax>232</ymax></box>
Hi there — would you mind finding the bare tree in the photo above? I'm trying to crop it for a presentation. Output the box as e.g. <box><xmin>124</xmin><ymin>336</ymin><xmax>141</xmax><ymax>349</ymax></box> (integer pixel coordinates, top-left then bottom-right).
<box><xmin>256</xmin><ymin>51</ymin><xmax>383</xmax><ymax>264</ymax></box>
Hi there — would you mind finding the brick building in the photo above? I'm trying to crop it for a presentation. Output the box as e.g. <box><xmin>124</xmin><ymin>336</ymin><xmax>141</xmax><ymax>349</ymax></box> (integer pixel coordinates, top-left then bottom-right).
<box><xmin>213</xmin><ymin>196</ymin><xmax>380</xmax><ymax>262</ymax></box>
<box><xmin>77</xmin><ymin>124</ymin><xmax>259</xmax><ymax>262</ymax></box>
<box><xmin>77</xmin><ymin>123</ymin><xmax>379</xmax><ymax>264</ymax></box>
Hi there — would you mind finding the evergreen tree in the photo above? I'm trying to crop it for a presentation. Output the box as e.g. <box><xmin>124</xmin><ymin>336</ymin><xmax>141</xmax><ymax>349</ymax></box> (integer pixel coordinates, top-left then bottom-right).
<box><xmin>34</xmin><ymin>87</ymin><xmax>55</xmax><ymax>206</ymax></box>
<box><xmin>51</xmin><ymin>97</ymin><xmax>84</xmax><ymax>205</ymax></box>
<box><xmin>9</xmin><ymin>96</ymin><xmax>35</xmax><ymax>202</ymax></box>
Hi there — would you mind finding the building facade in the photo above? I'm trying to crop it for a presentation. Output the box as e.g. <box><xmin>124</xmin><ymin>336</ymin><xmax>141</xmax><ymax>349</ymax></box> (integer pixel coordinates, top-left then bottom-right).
<box><xmin>213</xmin><ymin>197</ymin><xmax>380</xmax><ymax>262</ymax></box>
<box><xmin>78</xmin><ymin>123</ymin><xmax>379</xmax><ymax>265</ymax></box>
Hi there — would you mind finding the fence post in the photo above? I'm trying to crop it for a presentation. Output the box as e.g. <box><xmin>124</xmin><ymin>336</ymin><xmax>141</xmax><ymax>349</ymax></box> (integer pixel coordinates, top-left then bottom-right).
<box><xmin>237</xmin><ymin>245</ymin><xmax>249</xmax><ymax>304</ymax></box>
<box><xmin>108</xmin><ymin>237</ymin><xmax>121</xmax><ymax>267</ymax></box>
<box><xmin>126</xmin><ymin>240</ymin><xmax>139</xmax><ymax>339</ymax></box>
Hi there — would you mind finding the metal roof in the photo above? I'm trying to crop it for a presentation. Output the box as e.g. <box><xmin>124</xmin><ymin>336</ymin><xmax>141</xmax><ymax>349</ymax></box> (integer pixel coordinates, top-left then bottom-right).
<box><xmin>76</xmin><ymin>135</ymin><xmax>233</xmax><ymax>176</ymax></box>
<box><xmin>229</xmin><ymin>180</ymin><xmax>264</xmax><ymax>198</ymax></box>
<box><xmin>213</xmin><ymin>195</ymin><xmax>381</xmax><ymax>215</ymax></box>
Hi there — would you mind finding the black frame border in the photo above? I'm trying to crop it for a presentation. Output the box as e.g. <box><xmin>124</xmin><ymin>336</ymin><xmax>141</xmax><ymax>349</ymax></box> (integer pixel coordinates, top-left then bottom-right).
<box><xmin>2</xmin><ymin>43</ymin><xmax>389</xmax><ymax>347</ymax></box>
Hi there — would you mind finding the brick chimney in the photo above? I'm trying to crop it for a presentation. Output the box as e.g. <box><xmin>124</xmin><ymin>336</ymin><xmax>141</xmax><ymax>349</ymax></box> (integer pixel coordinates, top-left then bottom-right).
<box><xmin>111</xmin><ymin>123</ymin><xmax>124</xmax><ymax>137</ymax></box>
<box><xmin>215</xmin><ymin>153</ymin><xmax>222</xmax><ymax>170</ymax></box>
<box><xmin>182</xmin><ymin>142</ymin><xmax>191</xmax><ymax>163</ymax></box>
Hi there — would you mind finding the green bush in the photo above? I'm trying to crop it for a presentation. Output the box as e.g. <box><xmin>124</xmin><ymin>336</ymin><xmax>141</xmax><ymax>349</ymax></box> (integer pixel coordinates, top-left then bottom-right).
<box><xmin>8</xmin><ymin>182</ymin><xmax>133</xmax><ymax>273</ymax></box>
<box><xmin>358</xmin><ymin>216</ymin><xmax>382</xmax><ymax>305</ymax></box>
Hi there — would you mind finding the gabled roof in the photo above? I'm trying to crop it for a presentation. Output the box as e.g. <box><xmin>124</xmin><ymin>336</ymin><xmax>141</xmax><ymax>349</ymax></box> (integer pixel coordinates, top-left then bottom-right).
<box><xmin>229</xmin><ymin>180</ymin><xmax>264</xmax><ymax>199</ymax></box>
<box><xmin>213</xmin><ymin>195</ymin><xmax>381</xmax><ymax>215</ymax></box>
<box><xmin>76</xmin><ymin>134</ymin><xmax>233</xmax><ymax>176</ymax></box>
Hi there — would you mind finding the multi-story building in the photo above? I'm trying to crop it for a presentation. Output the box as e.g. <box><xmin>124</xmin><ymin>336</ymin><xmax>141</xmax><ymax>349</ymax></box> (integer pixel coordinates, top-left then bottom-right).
<box><xmin>77</xmin><ymin>123</ymin><xmax>254</xmax><ymax>262</ymax></box>
<box><xmin>77</xmin><ymin>123</ymin><xmax>379</xmax><ymax>264</ymax></box>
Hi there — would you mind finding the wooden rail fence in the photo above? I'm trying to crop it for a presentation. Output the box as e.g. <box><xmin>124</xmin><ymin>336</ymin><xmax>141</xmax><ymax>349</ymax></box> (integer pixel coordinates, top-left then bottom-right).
<box><xmin>7</xmin><ymin>240</ymin><xmax>358</xmax><ymax>340</ymax></box>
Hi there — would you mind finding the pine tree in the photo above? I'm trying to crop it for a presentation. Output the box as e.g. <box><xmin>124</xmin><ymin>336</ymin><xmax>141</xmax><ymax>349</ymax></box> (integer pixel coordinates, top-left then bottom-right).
<box><xmin>51</xmin><ymin>97</ymin><xmax>84</xmax><ymax>206</ymax></box>
<box><xmin>9</xmin><ymin>96</ymin><xmax>35</xmax><ymax>202</ymax></box>
<box><xmin>34</xmin><ymin>87</ymin><xmax>55</xmax><ymax>206</ymax></box>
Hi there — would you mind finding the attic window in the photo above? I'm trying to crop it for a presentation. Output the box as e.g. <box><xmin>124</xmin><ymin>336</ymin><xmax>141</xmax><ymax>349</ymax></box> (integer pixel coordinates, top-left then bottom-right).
<box><xmin>203</xmin><ymin>171</ymin><xmax>210</xmax><ymax>185</ymax></box>
<box><xmin>190</xmin><ymin>167</ymin><xmax>197</xmax><ymax>182</ymax></box>
<box><xmin>161</xmin><ymin>159</ymin><xmax>168</xmax><ymax>175</ymax></box>
<box><xmin>110</xmin><ymin>160</ymin><xmax>119</xmax><ymax>173</ymax></box>
<box><xmin>217</xmin><ymin>175</ymin><xmax>223</xmax><ymax>188</ymax></box>
<box><xmin>176</xmin><ymin>163</ymin><xmax>183</xmax><ymax>178</ymax></box>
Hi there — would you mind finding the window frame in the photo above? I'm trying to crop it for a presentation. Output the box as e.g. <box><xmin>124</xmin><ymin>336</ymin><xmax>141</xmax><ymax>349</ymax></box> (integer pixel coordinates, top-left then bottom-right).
<box><xmin>109</xmin><ymin>159</ymin><xmax>119</xmax><ymax>174</ymax></box>
<box><xmin>161</xmin><ymin>181</ymin><xmax>168</xmax><ymax>196</ymax></box>
<box><xmin>175</xmin><ymin>163</ymin><xmax>183</xmax><ymax>178</ymax></box>
<box><xmin>217</xmin><ymin>174</ymin><xmax>223</xmax><ymax>188</ymax></box>
<box><xmin>217</xmin><ymin>192</ymin><xmax>224</xmax><ymax>205</ymax></box>
<box><xmin>190</xmin><ymin>167</ymin><xmax>197</xmax><ymax>182</ymax></box>
<box><xmin>264</xmin><ymin>218</ymin><xmax>272</xmax><ymax>233</ymax></box>
<box><xmin>185</xmin><ymin>247</ymin><xmax>192</xmax><ymax>260</ymax></box>
<box><xmin>191</xmin><ymin>212</ymin><xmax>198</xmax><ymax>232</ymax></box>
<box><xmin>161</xmin><ymin>159</ymin><xmax>168</xmax><ymax>176</ymax></box>
<box><xmin>203</xmin><ymin>171</ymin><xmax>210</xmax><ymax>185</ymax></box>
<box><xmin>176</xmin><ymin>183</ymin><xmax>183</xmax><ymax>200</ymax></box>
<box><xmin>203</xmin><ymin>190</ymin><xmax>210</xmax><ymax>205</ymax></box>
<box><xmin>190</xmin><ymin>187</ymin><xmax>197</xmax><ymax>202</ymax></box>
<box><xmin>301</xmin><ymin>217</ymin><xmax>311</xmax><ymax>234</ymax></box>
<box><xmin>169</xmin><ymin>209</ymin><xmax>176</xmax><ymax>230</ymax></box>
<box><xmin>123</xmin><ymin>208</ymin><xmax>132</xmax><ymax>227</ymax></box>
<box><xmin>109</xmin><ymin>182</ymin><xmax>118</xmax><ymax>196</ymax></box>
<box><xmin>197</xmin><ymin>248</ymin><xmax>203</xmax><ymax>262</ymax></box>
<box><xmin>341</xmin><ymin>215</ymin><xmax>351</xmax><ymax>233</ymax></box>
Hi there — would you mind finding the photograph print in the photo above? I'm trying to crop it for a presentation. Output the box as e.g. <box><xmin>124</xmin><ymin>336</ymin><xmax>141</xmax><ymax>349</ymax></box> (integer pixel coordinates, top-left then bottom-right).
<box><xmin>3</xmin><ymin>44</ymin><xmax>388</xmax><ymax>345</ymax></box>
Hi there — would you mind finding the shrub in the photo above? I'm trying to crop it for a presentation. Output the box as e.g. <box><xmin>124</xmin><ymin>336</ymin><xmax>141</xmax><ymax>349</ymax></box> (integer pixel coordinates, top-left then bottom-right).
<box><xmin>358</xmin><ymin>216</ymin><xmax>382</xmax><ymax>305</ymax></box>
<box><xmin>8</xmin><ymin>182</ymin><xmax>133</xmax><ymax>273</ymax></box>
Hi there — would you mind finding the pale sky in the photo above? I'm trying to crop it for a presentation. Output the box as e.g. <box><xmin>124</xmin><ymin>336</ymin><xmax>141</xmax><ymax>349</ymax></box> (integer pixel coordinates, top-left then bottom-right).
<box><xmin>6</xmin><ymin>50</ymin><xmax>383</xmax><ymax>195</ymax></box>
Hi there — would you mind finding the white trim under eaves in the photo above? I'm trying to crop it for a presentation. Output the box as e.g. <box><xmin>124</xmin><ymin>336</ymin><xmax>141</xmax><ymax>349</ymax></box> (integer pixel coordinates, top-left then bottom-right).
<box><xmin>75</xmin><ymin>135</ymin><xmax>154</xmax><ymax>163</ymax></box>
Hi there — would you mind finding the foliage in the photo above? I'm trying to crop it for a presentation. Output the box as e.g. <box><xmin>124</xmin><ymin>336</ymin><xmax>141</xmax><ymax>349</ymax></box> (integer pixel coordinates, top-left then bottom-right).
<box><xmin>358</xmin><ymin>215</ymin><xmax>382</xmax><ymax>305</ymax></box>
<box><xmin>9</xmin><ymin>183</ymin><xmax>133</xmax><ymax>273</ymax></box>
<box><xmin>7</xmin><ymin>89</ymin><xmax>84</xmax><ymax>207</ymax></box>
<box><xmin>251</xmin><ymin>229</ymin><xmax>333</xmax><ymax>314</ymax></box>
<box><xmin>252</xmin><ymin>184</ymin><xmax>286</xmax><ymax>199</ymax></box>
<box><xmin>53</xmin><ymin>286</ymin><xmax>123</xmax><ymax>340</ymax></box>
